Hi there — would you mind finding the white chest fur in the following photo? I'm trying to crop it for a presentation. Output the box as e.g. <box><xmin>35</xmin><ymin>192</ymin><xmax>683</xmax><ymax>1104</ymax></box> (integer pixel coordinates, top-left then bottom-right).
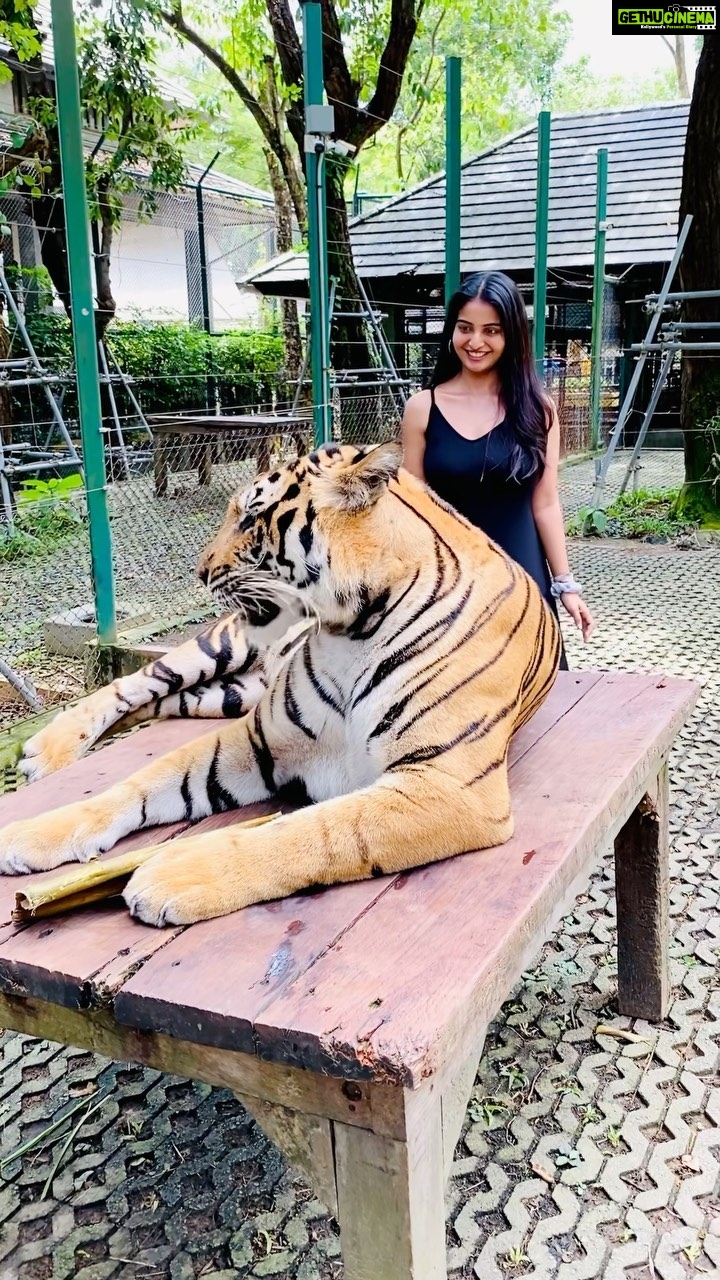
<box><xmin>267</xmin><ymin>631</ymin><xmax>387</xmax><ymax>802</ymax></box>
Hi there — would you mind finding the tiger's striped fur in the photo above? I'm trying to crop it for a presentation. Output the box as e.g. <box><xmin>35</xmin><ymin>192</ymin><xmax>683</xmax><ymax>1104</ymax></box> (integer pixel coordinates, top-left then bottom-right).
<box><xmin>2</xmin><ymin>442</ymin><xmax>561</xmax><ymax>927</ymax></box>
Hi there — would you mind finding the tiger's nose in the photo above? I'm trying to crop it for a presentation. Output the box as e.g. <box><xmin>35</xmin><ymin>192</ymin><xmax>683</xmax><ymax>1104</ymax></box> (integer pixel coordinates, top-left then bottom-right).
<box><xmin>196</xmin><ymin>547</ymin><xmax>212</xmax><ymax>584</ymax></box>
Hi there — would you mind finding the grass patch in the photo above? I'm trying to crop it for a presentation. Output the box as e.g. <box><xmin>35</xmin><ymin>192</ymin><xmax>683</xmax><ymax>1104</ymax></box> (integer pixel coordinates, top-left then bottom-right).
<box><xmin>567</xmin><ymin>487</ymin><xmax>699</xmax><ymax>541</ymax></box>
<box><xmin>0</xmin><ymin>478</ymin><xmax>86</xmax><ymax>563</ymax></box>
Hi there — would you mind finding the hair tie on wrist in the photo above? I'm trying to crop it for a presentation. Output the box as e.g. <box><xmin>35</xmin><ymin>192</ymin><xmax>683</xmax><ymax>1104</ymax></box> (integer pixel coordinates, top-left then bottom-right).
<box><xmin>550</xmin><ymin>574</ymin><xmax>583</xmax><ymax>599</ymax></box>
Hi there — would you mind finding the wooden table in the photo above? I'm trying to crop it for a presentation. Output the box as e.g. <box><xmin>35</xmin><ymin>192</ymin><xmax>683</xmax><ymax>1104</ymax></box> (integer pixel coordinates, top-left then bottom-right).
<box><xmin>148</xmin><ymin>413</ymin><xmax>313</xmax><ymax>497</ymax></box>
<box><xmin>0</xmin><ymin>671</ymin><xmax>697</xmax><ymax>1279</ymax></box>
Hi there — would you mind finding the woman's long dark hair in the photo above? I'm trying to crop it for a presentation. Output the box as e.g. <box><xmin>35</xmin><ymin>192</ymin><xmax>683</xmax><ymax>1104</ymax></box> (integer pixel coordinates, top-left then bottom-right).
<box><xmin>429</xmin><ymin>270</ymin><xmax>551</xmax><ymax>478</ymax></box>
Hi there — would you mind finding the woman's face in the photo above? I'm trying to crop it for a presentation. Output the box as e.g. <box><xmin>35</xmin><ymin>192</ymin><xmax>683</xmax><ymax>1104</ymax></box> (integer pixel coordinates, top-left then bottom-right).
<box><xmin>452</xmin><ymin>297</ymin><xmax>505</xmax><ymax>374</ymax></box>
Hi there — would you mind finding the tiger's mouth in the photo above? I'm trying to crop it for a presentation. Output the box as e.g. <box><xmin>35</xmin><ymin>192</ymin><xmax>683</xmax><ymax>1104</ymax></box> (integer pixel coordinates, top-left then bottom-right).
<box><xmin>208</xmin><ymin>567</ymin><xmax>315</xmax><ymax>630</ymax></box>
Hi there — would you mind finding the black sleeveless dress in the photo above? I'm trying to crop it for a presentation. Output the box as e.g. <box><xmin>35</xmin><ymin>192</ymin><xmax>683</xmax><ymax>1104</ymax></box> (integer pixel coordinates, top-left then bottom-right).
<box><xmin>423</xmin><ymin>390</ymin><xmax>568</xmax><ymax>667</ymax></box>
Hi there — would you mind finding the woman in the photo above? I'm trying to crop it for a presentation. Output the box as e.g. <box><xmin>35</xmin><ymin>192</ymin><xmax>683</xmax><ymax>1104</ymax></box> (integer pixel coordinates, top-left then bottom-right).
<box><xmin>401</xmin><ymin>270</ymin><xmax>595</xmax><ymax>665</ymax></box>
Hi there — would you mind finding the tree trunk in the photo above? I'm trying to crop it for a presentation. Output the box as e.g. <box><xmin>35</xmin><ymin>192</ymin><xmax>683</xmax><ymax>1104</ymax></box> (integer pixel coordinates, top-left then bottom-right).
<box><xmin>265</xmin><ymin>147</ymin><xmax>303</xmax><ymax>388</ymax></box>
<box><xmin>91</xmin><ymin>203</ymin><xmax>126</xmax><ymax>481</ymax></box>
<box><xmin>260</xmin><ymin>58</ymin><xmax>302</xmax><ymax>393</ymax></box>
<box><xmin>325</xmin><ymin>158</ymin><xmax>383</xmax><ymax>441</ymax></box>
<box><xmin>35</xmin><ymin>187</ymin><xmax>71</xmax><ymax>318</ymax></box>
<box><xmin>676</xmin><ymin>31</ymin><xmax>720</xmax><ymax>524</ymax></box>
<box><xmin>326</xmin><ymin>157</ymin><xmax>369</xmax><ymax>370</ymax></box>
<box><xmin>94</xmin><ymin>178</ymin><xmax>118</xmax><ymax>343</ymax></box>
<box><xmin>674</xmin><ymin>35</ymin><xmax>690</xmax><ymax>98</ymax></box>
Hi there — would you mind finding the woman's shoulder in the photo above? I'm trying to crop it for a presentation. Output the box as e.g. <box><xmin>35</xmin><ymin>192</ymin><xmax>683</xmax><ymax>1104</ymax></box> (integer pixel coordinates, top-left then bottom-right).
<box><xmin>406</xmin><ymin>388</ymin><xmax>433</xmax><ymax>412</ymax></box>
<box><xmin>401</xmin><ymin>388</ymin><xmax>433</xmax><ymax>431</ymax></box>
<box><xmin>540</xmin><ymin>389</ymin><xmax>559</xmax><ymax>427</ymax></box>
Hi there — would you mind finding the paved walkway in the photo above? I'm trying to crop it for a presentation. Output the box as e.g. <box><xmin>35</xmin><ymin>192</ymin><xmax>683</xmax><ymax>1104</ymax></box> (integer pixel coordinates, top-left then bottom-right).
<box><xmin>1</xmin><ymin>455</ymin><xmax>718</xmax><ymax>1280</ymax></box>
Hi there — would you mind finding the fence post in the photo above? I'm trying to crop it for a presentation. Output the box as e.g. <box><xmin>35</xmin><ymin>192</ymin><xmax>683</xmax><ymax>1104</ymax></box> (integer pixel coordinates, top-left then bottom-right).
<box><xmin>51</xmin><ymin>0</ymin><xmax>116</xmax><ymax>644</ymax></box>
<box><xmin>195</xmin><ymin>151</ymin><xmax>220</xmax><ymax>412</ymax></box>
<box><xmin>590</xmin><ymin>147</ymin><xmax>609</xmax><ymax>451</ymax></box>
<box><xmin>533</xmin><ymin>110</ymin><xmax>551</xmax><ymax>374</ymax></box>
<box><xmin>301</xmin><ymin>0</ymin><xmax>332</xmax><ymax>447</ymax></box>
<box><xmin>444</xmin><ymin>56</ymin><xmax>462</xmax><ymax>306</ymax></box>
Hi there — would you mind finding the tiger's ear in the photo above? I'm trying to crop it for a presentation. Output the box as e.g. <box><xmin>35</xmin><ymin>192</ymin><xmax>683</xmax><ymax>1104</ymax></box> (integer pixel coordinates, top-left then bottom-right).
<box><xmin>321</xmin><ymin>442</ymin><xmax>403</xmax><ymax>513</ymax></box>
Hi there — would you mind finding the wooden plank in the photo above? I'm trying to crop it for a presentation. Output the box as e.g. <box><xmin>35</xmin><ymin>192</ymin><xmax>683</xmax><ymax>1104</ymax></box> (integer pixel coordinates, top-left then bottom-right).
<box><xmin>0</xmin><ymin>718</ymin><xmax>215</xmax><ymax>925</ymax></box>
<box><xmin>110</xmin><ymin>850</ymin><xmax>394</xmax><ymax>1047</ymax></box>
<box><xmin>0</xmin><ymin>804</ymin><xmax>277</xmax><ymax>1010</ymax></box>
<box><xmin>333</xmin><ymin>1086</ymin><xmax>446</xmax><ymax>1280</ymax></box>
<box><xmin>237</xmin><ymin>1093</ymin><xmax>339</xmax><ymax>1216</ymax></box>
<box><xmin>615</xmin><ymin>760</ymin><xmax>670</xmax><ymax>1021</ymax></box>
<box><xmin>246</xmin><ymin>674</ymin><xmax>696</xmax><ymax>1085</ymax></box>
<box><xmin>508</xmin><ymin>671</ymin><xmax>602</xmax><ymax>765</ymax></box>
<box><xmin>0</xmin><ymin>991</ymin><xmax>410</xmax><ymax>1140</ymax></box>
<box><xmin>0</xmin><ymin>721</ymin><xmax>221</xmax><ymax>996</ymax></box>
<box><xmin>112</xmin><ymin>674</ymin><xmax>595</xmax><ymax>1049</ymax></box>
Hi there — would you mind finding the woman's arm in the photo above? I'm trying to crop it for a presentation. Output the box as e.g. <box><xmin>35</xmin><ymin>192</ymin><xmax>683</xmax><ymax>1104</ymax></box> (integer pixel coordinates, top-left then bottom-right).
<box><xmin>531</xmin><ymin>403</ymin><xmax>570</xmax><ymax>576</ymax></box>
<box><xmin>399</xmin><ymin>390</ymin><xmax>432</xmax><ymax>480</ymax></box>
<box><xmin>532</xmin><ymin>402</ymin><xmax>596</xmax><ymax>642</ymax></box>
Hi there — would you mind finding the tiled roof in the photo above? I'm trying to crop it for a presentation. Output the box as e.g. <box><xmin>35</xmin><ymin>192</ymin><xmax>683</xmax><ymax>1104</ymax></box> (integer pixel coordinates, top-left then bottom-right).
<box><xmin>248</xmin><ymin>101</ymin><xmax>688</xmax><ymax>292</ymax></box>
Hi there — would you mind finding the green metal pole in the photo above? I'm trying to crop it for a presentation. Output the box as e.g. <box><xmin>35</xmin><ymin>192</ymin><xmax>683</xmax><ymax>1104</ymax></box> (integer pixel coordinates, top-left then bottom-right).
<box><xmin>301</xmin><ymin>0</ymin><xmax>331</xmax><ymax>447</ymax></box>
<box><xmin>533</xmin><ymin>110</ymin><xmax>551</xmax><ymax>374</ymax></box>
<box><xmin>51</xmin><ymin>0</ymin><xmax>116</xmax><ymax>643</ymax></box>
<box><xmin>590</xmin><ymin>147</ymin><xmax>609</xmax><ymax>451</ymax></box>
<box><xmin>444</xmin><ymin>56</ymin><xmax>462</xmax><ymax>307</ymax></box>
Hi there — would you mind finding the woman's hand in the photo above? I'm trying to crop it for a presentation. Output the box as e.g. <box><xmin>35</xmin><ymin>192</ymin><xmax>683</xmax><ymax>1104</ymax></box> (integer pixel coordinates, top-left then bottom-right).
<box><xmin>560</xmin><ymin>592</ymin><xmax>595</xmax><ymax>643</ymax></box>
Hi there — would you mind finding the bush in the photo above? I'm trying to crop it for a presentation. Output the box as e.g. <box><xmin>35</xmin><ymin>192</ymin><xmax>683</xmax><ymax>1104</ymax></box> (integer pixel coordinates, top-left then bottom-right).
<box><xmin>13</xmin><ymin>315</ymin><xmax>285</xmax><ymax>426</ymax></box>
<box><xmin>0</xmin><ymin>474</ymin><xmax>85</xmax><ymax>562</ymax></box>
<box><xmin>567</xmin><ymin>487</ymin><xmax>698</xmax><ymax>541</ymax></box>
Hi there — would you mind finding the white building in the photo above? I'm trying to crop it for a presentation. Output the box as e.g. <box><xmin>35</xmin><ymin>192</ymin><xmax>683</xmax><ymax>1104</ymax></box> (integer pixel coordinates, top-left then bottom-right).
<box><xmin>0</xmin><ymin>23</ymin><xmax>275</xmax><ymax>330</ymax></box>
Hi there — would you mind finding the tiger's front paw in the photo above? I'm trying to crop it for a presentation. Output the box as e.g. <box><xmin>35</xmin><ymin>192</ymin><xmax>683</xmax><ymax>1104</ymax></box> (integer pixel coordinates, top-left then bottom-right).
<box><xmin>124</xmin><ymin>841</ymin><xmax>237</xmax><ymax>927</ymax></box>
<box><xmin>20</xmin><ymin>711</ymin><xmax>92</xmax><ymax>783</ymax></box>
<box><xmin>0</xmin><ymin>811</ymin><xmax>103</xmax><ymax>875</ymax></box>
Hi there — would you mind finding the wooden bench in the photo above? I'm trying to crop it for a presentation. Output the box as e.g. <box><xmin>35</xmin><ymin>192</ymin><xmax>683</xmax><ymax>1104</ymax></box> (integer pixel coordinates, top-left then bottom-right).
<box><xmin>147</xmin><ymin>412</ymin><xmax>313</xmax><ymax>497</ymax></box>
<box><xmin>0</xmin><ymin>671</ymin><xmax>697</xmax><ymax>1279</ymax></box>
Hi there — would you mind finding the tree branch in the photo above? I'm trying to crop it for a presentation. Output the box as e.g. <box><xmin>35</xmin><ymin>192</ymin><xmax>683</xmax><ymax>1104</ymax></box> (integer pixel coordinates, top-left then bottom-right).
<box><xmin>261</xmin><ymin>54</ymin><xmax>307</xmax><ymax>232</ymax></box>
<box><xmin>161</xmin><ymin>4</ymin><xmax>277</xmax><ymax>152</ymax></box>
<box><xmin>0</xmin><ymin>124</ymin><xmax>48</xmax><ymax>179</ymax></box>
<box><xmin>355</xmin><ymin>0</ymin><xmax>421</xmax><ymax>147</ymax></box>
<box><xmin>319</xmin><ymin>0</ymin><xmax>357</xmax><ymax>138</ymax></box>
<box><xmin>264</xmin><ymin>0</ymin><xmax>303</xmax><ymax>91</ymax></box>
<box><xmin>161</xmin><ymin>3</ymin><xmax>306</xmax><ymax>227</ymax></box>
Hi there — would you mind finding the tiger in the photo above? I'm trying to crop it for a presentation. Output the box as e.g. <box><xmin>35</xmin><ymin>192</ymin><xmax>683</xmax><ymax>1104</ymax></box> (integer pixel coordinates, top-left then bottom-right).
<box><xmin>0</xmin><ymin>442</ymin><xmax>561</xmax><ymax>928</ymax></box>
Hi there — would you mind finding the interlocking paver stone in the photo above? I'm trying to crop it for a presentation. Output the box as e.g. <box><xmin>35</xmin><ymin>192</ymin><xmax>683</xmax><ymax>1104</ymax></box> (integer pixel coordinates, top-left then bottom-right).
<box><xmin>1</xmin><ymin>449</ymin><xmax>719</xmax><ymax>1278</ymax></box>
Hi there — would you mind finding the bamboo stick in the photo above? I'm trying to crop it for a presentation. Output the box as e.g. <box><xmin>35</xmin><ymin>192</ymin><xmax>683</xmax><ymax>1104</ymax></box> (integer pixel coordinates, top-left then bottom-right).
<box><xmin>12</xmin><ymin>811</ymin><xmax>280</xmax><ymax>922</ymax></box>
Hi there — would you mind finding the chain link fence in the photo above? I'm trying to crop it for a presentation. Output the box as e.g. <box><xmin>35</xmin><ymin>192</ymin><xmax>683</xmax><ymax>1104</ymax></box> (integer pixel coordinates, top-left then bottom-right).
<box><xmin>0</xmin><ymin>161</ymin><xmax>291</xmax><ymax>731</ymax></box>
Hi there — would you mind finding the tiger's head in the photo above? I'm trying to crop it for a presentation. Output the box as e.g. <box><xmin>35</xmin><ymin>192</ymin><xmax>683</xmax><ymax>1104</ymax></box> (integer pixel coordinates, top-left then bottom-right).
<box><xmin>197</xmin><ymin>442</ymin><xmax>412</xmax><ymax>629</ymax></box>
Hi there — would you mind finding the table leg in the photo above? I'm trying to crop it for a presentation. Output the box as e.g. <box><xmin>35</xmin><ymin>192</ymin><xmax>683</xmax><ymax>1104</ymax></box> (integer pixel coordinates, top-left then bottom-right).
<box><xmin>614</xmin><ymin>760</ymin><xmax>670</xmax><ymax>1021</ymax></box>
<box><xmin>440</xmin><ymin>1034</ymin><xmax>484</xmax><ymax>1179</ymax></box>
<box><xmin>199</xmin><ymin>441</ymin><xmax>213</xmax><ymax>486</ymax></box>
<box><xmin>239</xmin><ymin>1080</ymin><xmax>446</xmax><ymax>1279</ymax></box>
<box><xmin>256</xmin><ymin>434</ymin><xmax>272</xmax><ymax>474</ymax></box>
<box><xmin>334</xmin><ymin>1089</ymin><xmax>446</xmax><ymax>1280</ymax></box>
<box><xmin>154</xmin><ymin>438</ymin><xmax>169</xmax><ymax>498</ymax></box>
